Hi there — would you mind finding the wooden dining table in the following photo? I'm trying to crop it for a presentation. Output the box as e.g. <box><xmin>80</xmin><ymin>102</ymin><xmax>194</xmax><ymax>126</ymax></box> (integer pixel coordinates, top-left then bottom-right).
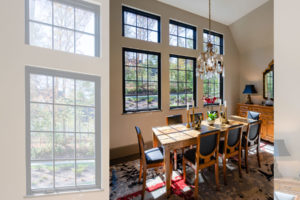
<box><xmin>152</xmin><ymin>115</ymin><xmax>256</xmax><ymax>196</ymax></box>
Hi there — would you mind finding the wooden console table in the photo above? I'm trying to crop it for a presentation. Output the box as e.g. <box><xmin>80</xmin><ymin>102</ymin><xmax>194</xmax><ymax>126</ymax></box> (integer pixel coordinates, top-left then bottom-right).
<box><xmin>237</xmin><ymin>103</ymin><xmax>274</xmax><ymax>142</ymax></box>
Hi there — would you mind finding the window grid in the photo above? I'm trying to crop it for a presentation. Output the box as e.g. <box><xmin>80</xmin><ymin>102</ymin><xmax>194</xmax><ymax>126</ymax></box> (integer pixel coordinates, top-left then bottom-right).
<box><xmin>169</xmin><ymin>55</ymin><xmax>196</xmax><ymax>109</ymax></box>
<box><xmin>26</xmin><ymin>67</ymin><xmax>100</xmax><ymax>195</ymax></box>
<box><xmin>266</xmin><ymin>71</ymin><xmax>274</xmax><ymax>99</ymax></box>
<box><xmin>169</xmin><ymin>20</ymin><xmax>196</xmax><ymax>49</ymax></box>
<box><xmin>203</xmin><ymin>30</ymin><xmax>224</xmax><ymax>105</ymax></box>
<box><xmin>122</xmin><ymin>6</ymin><xmax>160</xmax><ymax>43</ymax></box>
<box><xmin>123</xmin><ymin>48</ymin><xmax>161</xmax><ymax>113</ymax></box>
<box><xmin>25</xmin><ymin>0</ymin><xmax>100</xmax><ymax>57</ymax></box>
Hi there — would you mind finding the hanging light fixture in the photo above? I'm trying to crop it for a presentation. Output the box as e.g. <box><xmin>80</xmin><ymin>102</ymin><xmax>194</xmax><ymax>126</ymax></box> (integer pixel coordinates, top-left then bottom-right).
<box><xmin>196</xmin><ymin>0</ymin><xmax>224</xmax><ymax>79</ymax></box>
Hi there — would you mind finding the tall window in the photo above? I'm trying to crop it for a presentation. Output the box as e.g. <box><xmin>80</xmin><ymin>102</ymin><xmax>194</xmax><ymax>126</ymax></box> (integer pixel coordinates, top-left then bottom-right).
<box><xmin>203</xmin><ymin>30</ymin><xmax>224</xmax><ymax>104</ymax></box>
<box><xmin>26</xmin><ymin>66</ymin><xmax>101</xmax><ymax>194</ymax></box>
<box><xmin>122</xmin><ymin>6</ymin><xmax>160</xmax><ymax>43</ymax></box>
<box><xmin>169</xmin><ymin>55</ymin><xmax>196</xmax><ymax>108</ymax></box>
<box><xmin>169</xmin><ymin>20</ymin><xmax>196</xmax><ymax>49</ymax></box>
<box><xmin>25</xmin><ymin>0</ymin><xmax>100</xmax><ymax>57</ymax></box>
<box><xmin>123</xmin><ymin>48</ymin><xmax>161</xmax><ymax>113</ymax></box>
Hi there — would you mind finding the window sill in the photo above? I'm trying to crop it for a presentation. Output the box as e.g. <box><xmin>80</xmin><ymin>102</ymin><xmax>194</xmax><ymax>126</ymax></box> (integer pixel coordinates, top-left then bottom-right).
<box><xmin>169</xmin><ymin>106</ymin><xmax>199</xmax><ymax>111</ymax></box>
<box><xmin>203</xmin><ymin>103</ymin><xmax>222</xmax><ymax>107</ymax></box>
<box><xmin>122</xmin><ymin>109</ymin><xmax>162</xmax><ymax>115</ymax></box>
<box><xmin>25</xmin><ymin>188</ymin><xmax>104</xmax><ymax>198</ymax></box>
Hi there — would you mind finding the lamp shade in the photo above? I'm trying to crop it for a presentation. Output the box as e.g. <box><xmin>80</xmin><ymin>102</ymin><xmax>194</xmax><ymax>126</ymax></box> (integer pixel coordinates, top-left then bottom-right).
<box><xmin>243</xmin><ymin>84</ymin><xmax>257</xmax><ymax>94</ymax></box>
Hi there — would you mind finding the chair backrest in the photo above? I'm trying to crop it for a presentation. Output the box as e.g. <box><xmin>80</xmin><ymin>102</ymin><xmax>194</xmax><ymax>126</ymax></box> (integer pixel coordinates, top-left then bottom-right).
<box><xmin>227</xmin><ymin>125</ymin><xmax>243</xmax><ymax>147</ymax></box>
<box><xmin>197</xmin><ymin>130</ymin><xmax>220</xmax><ymax>158</ymax></box>
<box><xmin>206</xmin><ymin>110</ymin><xmax>218</xmax><ymax>119</ymax></box>
<box><xmin>135</xmin><ymin>126</ymin><xmax>145</xmax><ymax>158</ymax></box>
<box><xmin>190</xmin><ymin>112</ymin><xmax>203</xmax><ymax>123</ymax></box>
<box><xmin>166</xmin><ymin>114</ymin><xmax>183</xmax><ymax>125</ymax></box>
<box><xmin>247</xmin><ymin>120</ymin><xmax>262</xmax><ymax>141</ymax></box>
<box><xmin>247</xmin><ymin>111</ymin><xmax>260</xmax><ymax>120</ymax></box>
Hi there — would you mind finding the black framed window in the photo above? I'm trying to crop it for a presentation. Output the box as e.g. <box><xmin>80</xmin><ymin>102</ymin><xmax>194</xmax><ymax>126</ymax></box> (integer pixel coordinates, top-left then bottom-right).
<box><xmin>203</xmin><ymin>30</ymin><xmax>224</xmax><ymax>104</ymax></box>
<box><xmin>169</xmin><ymin>55</ymin><xmax>196</xmax><ymax>109</ymax></box>
<box><xmin>169</xmin><ymin>20</ymin><xmax>196</xmax><ymax>49</ymax></box>
<box><xmin>123</xmin><ymin>48</ymin><xmax>161</xmax><ymax>113</ymax></box>
<box><xmin>122</xmin><ymin>6</ymin><xmax>160</xmax><ymax>43</ymax></box>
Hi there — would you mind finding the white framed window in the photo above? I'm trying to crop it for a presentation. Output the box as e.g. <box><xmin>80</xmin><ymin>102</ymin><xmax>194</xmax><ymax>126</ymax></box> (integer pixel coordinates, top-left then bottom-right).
<box><xmin>25</xmin><ymin>0</ymin><xmax>100</xmax><ymax>57</ymax></box>
<box><xmin>25</xmin><ymin>66</ymin><xmax>101</xmax><ymax>195</ymax></box>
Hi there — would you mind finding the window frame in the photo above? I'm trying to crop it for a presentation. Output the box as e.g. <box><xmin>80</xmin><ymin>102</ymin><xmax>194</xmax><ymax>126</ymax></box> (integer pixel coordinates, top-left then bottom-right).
<box><xmin>25</xmin><ymin>0</ymin><xmax>100</xmax><ymax>57</ymax></box>
<box><xmin>122</xmin><ymin>48</ymin><xmax>161</xmax><ymax>113</ymax></box>
<box><xmin>203</xmin><ymin>29</ymin><xmax>224</xmax><ymax>106</ymax></box>
<box><xmin>169</xmin><ymin>54</ymin><xmax>197</xmax><ymax>109</ymax></box>
<box><xmin>169</xmin><ymin>20</ymin><xmax>197</xmax><ymax>49</ymax></box>
<box><xmin>25</xmin><ymin>66</ymin><xmax>101</xmax><ymax>195</ymax></box>
<box><xmin>122</xmin><ymin>6</ymin><xmax>161</xmax><ymax>43</ymax></box>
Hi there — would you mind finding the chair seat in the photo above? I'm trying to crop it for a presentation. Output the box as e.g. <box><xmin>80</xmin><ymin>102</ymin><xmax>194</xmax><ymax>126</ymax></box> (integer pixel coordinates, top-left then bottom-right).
<box><xmin>184</xmin><ymin>148</ymin><xmax>215</xmax><ymax>164</ymax></box>
<box><xmin>145</xmin><ymin>147</ymin><xmax>164</xmax><ymax>164</ymax></box>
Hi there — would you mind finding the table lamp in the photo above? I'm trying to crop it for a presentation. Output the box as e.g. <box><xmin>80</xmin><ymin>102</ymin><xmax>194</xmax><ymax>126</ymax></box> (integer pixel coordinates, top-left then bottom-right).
<box><xmin>243</xmin><ymin>84</ymin><xmax>257</xmax><ymax>104</ymax></box>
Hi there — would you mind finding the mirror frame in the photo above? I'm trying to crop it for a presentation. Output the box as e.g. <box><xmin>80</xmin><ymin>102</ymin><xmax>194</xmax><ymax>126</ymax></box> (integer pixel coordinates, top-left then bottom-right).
<box><xmin>263</xmin><ymin>60</ymin><xmax>274</xmax><ymax>100</ymax></box>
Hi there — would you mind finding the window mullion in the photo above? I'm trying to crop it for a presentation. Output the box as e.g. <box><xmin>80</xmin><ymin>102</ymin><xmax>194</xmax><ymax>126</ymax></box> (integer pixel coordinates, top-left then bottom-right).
<box><xmin>52</xmin><ymin>75</ymin><xmax>56</xmax><ymax>190</ymax></box>
<box><xmin>74</xmin><ymin>80</ymin><xmax>77</xmax><ymax>186</ymax></box>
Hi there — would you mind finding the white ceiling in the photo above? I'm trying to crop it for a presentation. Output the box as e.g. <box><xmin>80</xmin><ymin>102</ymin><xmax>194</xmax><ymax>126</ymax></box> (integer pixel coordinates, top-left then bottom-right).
<box><xmin>157</xmin><ymin>0</ymin><xmax>269</xmax><ymax>25</ymax></box>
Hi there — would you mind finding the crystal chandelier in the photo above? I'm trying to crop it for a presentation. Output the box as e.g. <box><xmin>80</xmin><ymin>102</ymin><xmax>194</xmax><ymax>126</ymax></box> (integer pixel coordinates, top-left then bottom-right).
<box><xmin>196</xmin><ymin>0</ymin><xmax>224</xmax><ymax>79</ymax></box>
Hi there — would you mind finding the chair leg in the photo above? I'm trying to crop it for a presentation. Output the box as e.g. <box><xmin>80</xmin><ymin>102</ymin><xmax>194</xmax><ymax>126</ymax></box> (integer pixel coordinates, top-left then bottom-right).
<box><xmin>139</xmin><ymin>159</ymin><xmax>143</xmax><ymax>182</ymax></box>
<box><xmin>215</xmin><ymin>163</ymin><xmax>220</xmax><ymax>191</ymax></box>
<box><xmin>194</xmin><ymin>167</ymin><xmax>199</xmax><ymax>198</ymax></box>
<box><xmin>238</xmin><ymin>150</ymin><xmax>242</xmax><ymax>178</ymax></box>
<box><xmin>174</xmin><ymin>150</ymin><xmax>177</xmax><ymax>170</ymax></box>
<box><xmin>142</xmin><ymin>169</ymin><xmax>147</xmax><ymax>200</ymax></box>
<box><xmin>222</xmin><ymin>156</ymin><xmax>227</xmax><ymax>185</ymax></box>
<box><xmin>182</xmin><ymin>158</ymin><xmax>186</xmax><ymax>182</ymax></box>
<box><xmin>257</xmin><ymin>144</ymin><xmax>261</xmax><ymax>168</ymax></box>
<box><xmin>245</xmin><ymin>146</ymin><xmax>249</xmax><ymax>173</ymax></box>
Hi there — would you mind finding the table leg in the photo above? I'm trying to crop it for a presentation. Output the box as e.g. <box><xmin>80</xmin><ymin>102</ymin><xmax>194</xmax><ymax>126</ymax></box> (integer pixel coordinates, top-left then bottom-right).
<box><xmin>164</xmin><ymin>147</ymin><xmax>171</xmax><ymax>197</ymax></box>
<box><xmin>153</xmin><ymin>132</ymin><xmax>158</xmax><ymax>148</ymax></box>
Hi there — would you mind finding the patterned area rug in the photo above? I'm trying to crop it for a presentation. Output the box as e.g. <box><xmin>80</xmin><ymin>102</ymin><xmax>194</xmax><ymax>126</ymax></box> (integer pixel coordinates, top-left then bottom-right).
<box><xmin>110</xmin><ymin>142</ymin><xmax>274</xmax><ymax>200</ymax></box>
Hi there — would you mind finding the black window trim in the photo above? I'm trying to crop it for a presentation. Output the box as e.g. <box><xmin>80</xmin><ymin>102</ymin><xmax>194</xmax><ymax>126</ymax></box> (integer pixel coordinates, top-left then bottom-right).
<box><xmin>122</xmin><ymin>6</ymin><xmax>161</xmax><ymax>43</ymax></box>
<box><xmin>203</xmin><ymin>29</ymin><xmax>224</xmax><ymax>106</ymax></box>
<box><xmin>169</xmin><ymin>54</ymin><xmax>197</xmax><ymax>109</ymax></box>
<box><xmin>169</xmin><ymin>19</ymin><xmax>197</xmax><ymax>49</ymax></box>
<box><xmin>122</xmin><ymin>47</ymin><xmax>161</xmax><ymax>114</ymax></box>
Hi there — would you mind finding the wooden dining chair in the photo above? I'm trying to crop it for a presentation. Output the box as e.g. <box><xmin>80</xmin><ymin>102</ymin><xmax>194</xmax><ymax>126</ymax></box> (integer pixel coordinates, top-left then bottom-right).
<box><xmin>166</xmin><ymin>114</ymin><xmax>183</xmax><ymax>170</ymax></box>
<box><xmin>190</xmin><ymin>112</ymin><xmax>204</xmax><ymax>123</ymax></box>
<box><xmin>247</xmin><ymin>111</ymin><xmax>261</xmax><ymax>120</ymax></box>
<box><xmin>242</xmin><ymin>120</ymin><xmax>262</xmax><ymax>173</ymax></box>
<box><xmin>182</xmin><ymin>129</ymin><xmax>220</xmax><ymax>198</ymax></box>
<box><xmin>218</xmin><ymin>124</ymin><xmax>243</xmax><ymax>185</ymax></box>
<box><xmin>135</xmin><ymin>126</ymin><xmax>172</xmax><ymax>200</ymax></box>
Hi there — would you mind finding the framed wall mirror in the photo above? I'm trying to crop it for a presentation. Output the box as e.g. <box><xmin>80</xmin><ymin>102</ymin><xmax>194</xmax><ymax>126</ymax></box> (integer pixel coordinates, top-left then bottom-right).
<box><xmin>263</xmin><ymin>60</ymin><xmax>274</xmax><ymax>100</ymax></box>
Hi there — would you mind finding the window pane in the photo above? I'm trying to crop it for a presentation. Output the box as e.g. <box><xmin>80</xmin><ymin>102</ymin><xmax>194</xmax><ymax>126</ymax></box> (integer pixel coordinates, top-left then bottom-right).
<box><xmin>187</xmin><ymin>94</ymin><xmax>193</xmax><ymax>105</ymax></box>
<box><xmin>148</xmin><ymin>68</ymin><xmax>158</xmax><ymax>81</ymax></box>
<box><xmin>124</xmin><ymin>11</ymin><xmax>136</xmax><ymax>26</ymax></box>
<box><xmin>170</xmin><ymin>82</ymin><xmax>178</xmax><ymax>94</ymax></box>
<box><xmin>203</xmin><ymin>33</ymin><xmax>208</xmax><ymax>42</ymax></box>
<box><xmin>169</xmin><ymin>24</ymin><xmax>177</xmax><ymax>35</ymax></box>
<box><xmin>75</xmin><ymin>33</ymin><xmax>95</xmax><ymax>56</ymax></box>
<box><xmin>170</xmin><ymin>94</ymin><xmax>178</xmax><ymax>107</ymax></box>
<box><xmin>29</xmin><ymin>0</ymin><xmax>52</xmax><ymax>24</ymax></box>
<box><xmin>125</xmin><ymin>96</ymin><xmax>137</xmax><ymax>111</ymax></box>
<box><xmin>54</xmin><ymin>77</ymin><xmax>74</xmax><ymax>105</ymax></box>
<box><xmin>137</xmin><ymin>82</ymin><xmax>147</xmax><ymax>96</ymax></box>
<box><xmin>55</xmin><ymin>161</ymin><xmax>75</xmax><ymax>187</ymax></box>
<box><xmin>124</xmin><ymin>25</ymin><xmax>136</xmax><ymax>39</ymax></box>
<box><xmin>148</xmin><ymin>82</ymin><xmax>158</xmax><ymax>95</ymax></box>
<box><xmin>148</xmin><ymin>18</ymin><xmax>158</xmax><ymax>31</ymax></box>
<box><xmin>30</xmin><ymin>74</ymin><xmax>53</xmax><ymax>103</ymax></box>
<box><xmin>178</xmin><ymin>94</ymin><xmax>186</xmax><ymax>106</ymax></box>
<box><xmin>178</xmin><ymin>82</ymin><xmax>186</xmax><ymax>94</ymax></box>
<box><xmin>31</xmin><ymin>161</ymin><xmax>53</xmax><ymax>189</ymax></box>
<box><xmin>30</xmin><ymin>22</ymin><xmax>52</xmax><ymax>49</ymax></box>
<box><xmin>186</xmin><ymin>60</ymin><xmax>193</xmax><ymax>71</ymax></box>
<box><xmin>125</xmin><ymin>81</ymin><xmax>136</xmax><ymax>96</ymax></box>
<box><xmin>148</xmin><ymin>55</ymin><xmax>158</xmax><ymax>68</ymax></box>
<box><xmin>31</xmin><ymin>132</ymin><xmax>53</xmax><ymax>160</ymax></box>
<box><xmin>178</xmin><ymin>71</ymin><xmax>186</xmax><ymax>82</ymax></box>
<box><xmin>178</xmin><ymin>26</ymin><xmax>185</xmax><ymax>37</ymax></box>
<box><xmin>178</xmin><ymin>59</ymin><xmax>186</xmax><ymax>70</ymax></box>
<box><xmin>169</xmin><ymin>57</ymin><xmax>177</xmax><ymax>69</ymax></box>
<box><xmin>137</xmin><ymin>53</ymin><xmax>148</xmax><ymax>67</ymax></box>
<box><xmin>137</xmin><ymin>67</ymin><xmax>147</xmax><ymax>81</ymax></box>
<box><xmin>186</xmin><ymin>28</ymin><xmax>193</xmax><ymax>39</ymax></box>
<box><xmin>31</xmin><ymin>103</ymin><xmax>53</xmax><ymax>131</ymax></box>
<box><xmin>169</xmin><ymin>35</ymin><xmax>177</xmax><ymax>46</ymax></box>
<box><xmin>186</xmin><ymin>39</ymin><xmax>193</xmax><ymax>49</ymax></box>
<box><xmin>148</xmin><ymin>95</ymin><xmax>158</xmax><ymax>109</ymax></box>
<box><xmin>178</xmin><ymin>37</ymin><xmax>185</xmax><ymax>47</ymax></box>
<box><xmin>76</xmin><ymin>80</ymin><xmax>95</xmax><ymax>106</ymax></box>
<box><xmin>148</xmin><ymin>31</ymin><xmax>158</xmax><ymax>42</ymax></box>
<box><xmin>137</xmin><ymin>15</ymin><xmax>147</xmax><ymax>28</ymax></box>
<box><xmin>54</xmin><ymin>105</ymin><xmax>75</xmax><ymax>132</ymax></box>
<box><xmin>186</xmin><ymin>82</ymin><xmax>193</xmax><ymax>93</ymax></box>
<box><xmin>76</xmin><ymin>107</ymin><xmax>95</xmax><ymax>132</ymax></box>
<box><xmin>138</xmin><ymin>96</ymin><xmax>148</xmax><ymax>110</ymax></box>
<box><xmin>77</xmin><ymin>134</ymin><xmax>95</xmax><ymax>159</ymax></box>
<box><xmin>137</xmin><ymin>28</ymin><xmax>147</xmax><ymax>40</ymax></box>
<box><xmin>125</xmin><ymin>51</ymin><xmax>137</xmax><ymax>66</ymax></box>
<box><xmin>55</xmin><ymin>133</ymin><xmax>75</xmax><ymax>159</ymax></box>
<box><xmin>187</xmin><ymin>71</ymin><xmax>193</xmax><ymax>82</ymax></box>
<box><xmin>54</xmin><ymin>28</ymin><xmax>74</xmax><ymax>53</ymax></box>
<box><xmin>76</xmin><ymin>160</ymin><xmax>95</xmax><ymax>185</ymax></box>
<box><xmin>169</xmin><ymin>70</ymin><xmax>178</xmax><ymax>82</ymax></box>
<box><xmin>75</xmin><ymin>8</ymin><xmax>95</xmax><ymax>34</ymax></box>
<box><xmin>53</xmin><ymin>2</ymin><xmax>74</xmax><ymax>29</ymax></box>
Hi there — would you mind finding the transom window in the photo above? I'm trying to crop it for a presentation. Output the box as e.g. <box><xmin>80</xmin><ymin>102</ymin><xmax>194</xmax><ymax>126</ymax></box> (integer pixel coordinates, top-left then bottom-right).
<box><xmin>123</xmin><ymin>48</ymin><xmax>161</xmax><ymax>113</ymax></box>
<box><xmin>25</xmin><ymin>66</ymin><xmax>101</xmax><ymax>194</ymax></box>
<box><xmin>169</xmin><ymin>55</ymin><xmax>196</xmax><ymax>108</ymax></box>
<box><xmin>25</xmin><ymin>0</ymin><xmax>100</xmax><ymax>57</ymax></box>
<box><xmin>203</xmin><ymin>30</ymin><xmax>224</xmax><ymax>104</ymax></box>
<box><xmin>122</xmin><ymin>6</ymin><xmax>160</xmax><ymax>43</ymax></box>
<box><xmin>169</xmin><ymin>20</ymin><xmax>196</xmax><ymax>49</ymax></box>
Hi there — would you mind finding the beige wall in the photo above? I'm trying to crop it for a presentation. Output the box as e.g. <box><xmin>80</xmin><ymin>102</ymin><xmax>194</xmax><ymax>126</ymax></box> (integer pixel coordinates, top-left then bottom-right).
<box><xmin>230</xmin><ymin>0</ymin><xmax>274</xmax><ymax>104</ymax></box>
<box><xmin>0</xmin><ymin>0</ymin><xmax>110</xmax><ymax>199</ymax></box>
<box><xmin>110</xmin><ymin>0</ymin><xmax>241</xmax><ymax>158</ymax></box>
